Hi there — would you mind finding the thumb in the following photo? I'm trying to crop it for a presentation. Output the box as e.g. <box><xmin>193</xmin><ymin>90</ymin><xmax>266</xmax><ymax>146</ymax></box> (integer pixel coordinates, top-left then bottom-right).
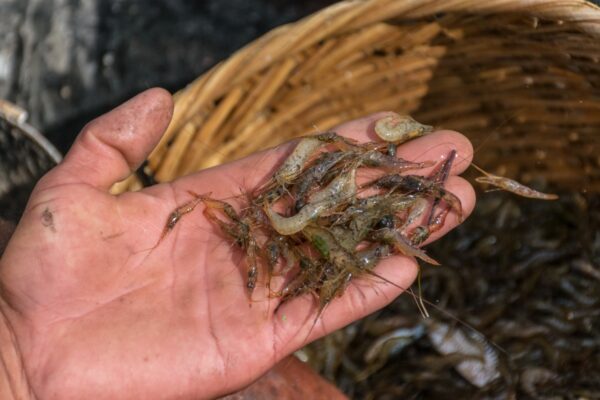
<box><xmin>38</xmin><ymin>88</ymin><xmax>173</xmax><ymax>191</ymax></box>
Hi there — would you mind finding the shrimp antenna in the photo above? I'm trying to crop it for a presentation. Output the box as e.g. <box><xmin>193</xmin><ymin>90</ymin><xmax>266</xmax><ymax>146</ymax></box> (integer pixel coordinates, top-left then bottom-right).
<box><xmin>469</xmin><ymin>162</ymin><xmax>493</xmax><ymax>176</ymax></box>
<box><xmin>363</xmin><ymin>269</ymin><xmax>507</xmax><ymax>355</ymax></box>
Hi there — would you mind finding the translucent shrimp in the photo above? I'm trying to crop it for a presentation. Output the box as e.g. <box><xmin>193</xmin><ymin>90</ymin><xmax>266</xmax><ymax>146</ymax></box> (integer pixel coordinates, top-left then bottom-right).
<box><xmin>272</xmin><ymin>132</ymin><xmax>346</xmax><ymax>186</ymax></box>
<box><xmin>308</xmin><ymin>166</ymin><xmax>357</xmax><ymax>205</ymax></box>
<box><xmin>359</xmin><ymin>150</ymin><xmax>433</xmax><ymax>172</ymax></box>
<box><xmin>410</xmin><ymin>206</ymin><xmax>451</xmax><ymax>245</ymax></box>
<box><xmin>273</xmin><ymin>137</ymin><xmax>324</xmax><ymax>185</ymax></box>
<box><xmin>371</xmin><ymin>227</ymin><xmax>440</xmax><ymax>265</ymax></box>
<box><xmin>374</xmin><ymin>114</ymin><xmax>433</xmax><ymax>144</ymax></box>
<box><xmin>472</xmin><ymin>163</ymin><xmax>559</xmax><ymax>200</ymax></box>
<box><xmin>372</xmin><ymin>174</ymin><xmax>463</xmax><ymax>222</ymax></box>
<box><xmin>156</xmin><ymin>194</ymin><xmax>204</xmax><ymax>245</ymax></box>
<box><xmin>355</xmin><ymin>244</ymin><xmax>391</xmax><ymax>270</ymax></box>
<box><xmin>293</xmin><ymin>151</ymin><xmax>349</xmax><ymax>212</ymax></box>
<box><xmin>265</xmin><ymin>166</ymin><xmax>358</xmax><ymax>235</ymax></box>
<box><xmin>264</xmin><ymin>201</ymin><xmax>331</xmax><ymax>236</ymax></box>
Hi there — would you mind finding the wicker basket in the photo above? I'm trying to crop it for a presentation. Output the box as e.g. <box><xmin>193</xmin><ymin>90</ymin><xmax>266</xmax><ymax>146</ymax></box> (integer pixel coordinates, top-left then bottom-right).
<box><xmin>0</xmin><ymin>100</ymin><xmax>62</xmax><ymax>220</ymax></box>
<box><xmin>112</xmin><ymin>0</ymin><xmax>600</xmax><ymax>195</ymax></box>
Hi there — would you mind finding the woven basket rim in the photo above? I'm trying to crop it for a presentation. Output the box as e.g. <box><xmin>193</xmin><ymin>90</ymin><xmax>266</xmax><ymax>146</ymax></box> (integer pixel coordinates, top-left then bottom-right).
<box><xmin>113</xmin><ymin>0</ymin><xmax>600</xmax><ymax>195</ymax></box>
<box><xmin>168</xmin><ymin>0</ymin><xmax>600</xmax><ymax>139</ymax></box>
<box><xmin>0</xmin><ymin>99</ymin><xmax>62</xmax><ymax>164</ymax></box>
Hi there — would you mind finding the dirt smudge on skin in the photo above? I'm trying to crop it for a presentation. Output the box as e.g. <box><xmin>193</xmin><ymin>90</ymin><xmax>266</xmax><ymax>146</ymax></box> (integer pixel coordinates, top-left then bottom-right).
<box><xmin>41</xmin><ymin>207</ymin><xmax>56</xmax><ymax>232</ymax></box>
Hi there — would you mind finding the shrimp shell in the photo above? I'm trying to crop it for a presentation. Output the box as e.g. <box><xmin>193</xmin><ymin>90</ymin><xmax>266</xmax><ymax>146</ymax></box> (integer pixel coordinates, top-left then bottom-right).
<box><xmin>372</xmin><ymin>228</ymin><xmax>440</xmax><ymax>265</ymax></box>
<box><xmin>274</xmin><ymin>137</ymin><xmax>323</xmax><ymax>183</ymax></box>
<box><xmin>264</xmin><ymin>201</ymin><xmax>330</xmax><ymax>235</ymax></box>
<box><xmin>475</xmin><ymin>176</ymin><xmax>559</xmax><ymax>200</ymax></box>
<box><xmin>273</xmin><ymin>132</ymin><xmax>344</xmax><ymax>185</ymax></box>
<box><xmin>308</xmin><ymin>166</ymin><xmax>357</xmax><ymax>205</ymax></box>
<box><xmin>266</xmin><ymin>167</ymin><xmax>358</xmax><ymax>235</ymax></box>
<box><xmin>374</xmin><ymin>114</ymin><xmax>433</xmax><ymax>143</ymax></box>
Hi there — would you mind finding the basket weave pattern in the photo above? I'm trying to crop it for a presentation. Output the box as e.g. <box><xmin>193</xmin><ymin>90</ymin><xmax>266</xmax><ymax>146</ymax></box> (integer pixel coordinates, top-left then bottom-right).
<box><xmin>113</xmin><ymin>0</ymin><xmax>600</xmax><ymax>194</ymax></box>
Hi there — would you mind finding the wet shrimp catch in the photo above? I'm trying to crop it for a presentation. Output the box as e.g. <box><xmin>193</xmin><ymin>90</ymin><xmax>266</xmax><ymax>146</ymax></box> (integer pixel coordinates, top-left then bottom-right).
<box><xmin>158</xmin><ymin>112</ymin><xmax>555</xmax><ymax>308</ymax></box>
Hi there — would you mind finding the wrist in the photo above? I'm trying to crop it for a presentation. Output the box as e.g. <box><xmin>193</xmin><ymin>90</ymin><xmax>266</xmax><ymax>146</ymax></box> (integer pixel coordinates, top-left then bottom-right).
<box><xmin>0</xmin><ymin>297</ymin><xmax>34</xmax><ymax>400</ymax></box>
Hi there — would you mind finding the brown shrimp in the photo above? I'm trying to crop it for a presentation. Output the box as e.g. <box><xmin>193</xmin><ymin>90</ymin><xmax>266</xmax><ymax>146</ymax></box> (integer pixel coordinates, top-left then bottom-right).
<box><xmin>427</xmin><ymin>149</ymin><xmax>456</xmax><ymax>225</ymax></box>
<box><xmin>371</xmin><ymin>174</ymin><xmax>463</xmax><ymax>222</ymax></box>
<box><xmin>265</xmin><ymin>234</ymin><xmax>297</xmax><ymax>278</ymax></box>
<box><xmin>399</xmin><ymin>197</ymin><xmax>429</xmax><ymax>232</ymax></box>
<box><xmin>410</xmin><ymin>206</ymin><xmax>451</xmax><ymax>245</ymax></box>
<box><xmin>199</xmin><ymin>195</ymin><xmax>262</xmax><ymax>296</ymax></box>
<box><xmin>472</xmin><ymin>163</ymin><xmax>559</xmax><ymax>200</ymax></box>
<box><xmin>344</xmin><ymin>194</ymin><xmax>416</xmax><ymax>246</ymax></box>
<box><xmin>355</xmin><ymin>244</ymin><xmax>391</xmax><ymax>270</ymax></box>
<box><xmin>308</xmin><ymin>165</ymin><xmax>357</xmax><ymax>206</ymax></box>
<box><xmin>359</xmin><ymin>150</ymin><xmax>434</xmax><ymax>172</ymax></box>
<box><xmin>276</xmin><ymin>256</ymin><xmax>323</xmax><ymax>301</ymax></box>
<box><xmin>156</xmin><ymin>194</ymin><xmax>204</xmax><ymax>245</ymax></box>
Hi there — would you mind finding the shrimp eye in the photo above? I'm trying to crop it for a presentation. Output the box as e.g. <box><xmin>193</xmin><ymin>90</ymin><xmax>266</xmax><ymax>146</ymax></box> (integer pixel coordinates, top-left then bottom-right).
<box><xmin>376</xmin><ymin>215</ymin><xmax>395</xmax><ymax>229</ymax></box>
<box><xmin>300</xmin><ymin>258</ymin><xmax>312</xmax><ymax>270</ymax></box>
<box><xmin>403</xmin><ymin>176</ymin><xmax>424</xmax><ymax>191</ymax></box>
<box><xmin>294</xmin><ymin>199</ymin><xmax>306</xmax><ymax>213</ymax></box>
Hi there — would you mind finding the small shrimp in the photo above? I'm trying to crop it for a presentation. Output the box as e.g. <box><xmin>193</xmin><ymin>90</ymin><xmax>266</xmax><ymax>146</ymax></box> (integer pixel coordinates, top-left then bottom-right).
<box><xmin>266</xmin><ymin>165</ymin><xmax>359</xmax><ymax>235</ymax></box>
<box><xmin>426</xmin><ymin>319</ymin><xmax>500</xmax><ymax>388</ymax></box>
<box><xmin>472</xmin><ymin>163</ymin><xmax>559</xmax><ymax>200</ymax></box>
<box><xmin>360</xmin><ymin>150</ymin><xmax>434</xmax><ymax>172</ymax></box>
<box><xmin>303</xmin><ymin>225</ymin><xmax>361</xmax><ymax>273</ymax></box>
<box><xmin>276</xmin><ymin>256</ymin><xmax>322</xmax><ymax>301</ymax></box>
<box><xmin>399</xmin><ymin>197</ymin><xmax>429</xmax><ymax>231</ymax></box>
<box><xmin>199</xmin><ymin>195</ymin><xmax>262</xmax><ymax>295</ymax></box>
<box><xmin>293</xmin><ymin>151</ymin><xmax>349</xmax><ymax>212</ymax></box>
<box><xmin>308</xmin><ymin>165</ymin><xmax>357</xmax><ymax>205</ymax></box>
<box><xmin>265</xmin><ymin>234</ymin><xmax>297</xmax><ymax>277</ymax></box>
<box><xmin>427</xmin><ymin>150</ymin><xmax>456</xmax><ymax>225</ymax></box>
<box><xmin>371</xmin><ymin>227</ymin><xmax>440</xmax><ymax>265</ymax></box>
<box><xmin>199</xmin><ymin>197</ymin><xmax>248</xmax><ymax>246</ymax></box>
<box><xmin>264</xmin><ymin>201</ymin><xmax>330</xmax><ymax>235</ymax></box>
<box><xmin>345</xmin><ymin>194</ymin><xmax>416</xmax><ymax>246</ymax></box>
<box><xmin>375</xmin><ymin>114</ymin><xmax>433</xmax><ymax>156</ymax></box>
<box><xmin>245</xmin><ymin>234</ymin><xmax>259</xmax><ymax>293</ymax></box>
<box><xmin>372</xmin><ymin>174</ymin><xmax>463</xmax><ymax>222</ymax></box>
<box><xmin>272</xmin><ymin>132</ymin><xmax>345</xmax><ymax>186</ymax></box>
<box><xmin>411</xmin><ymin>206</ymin><xmax>451</xmax><ymax>245</ymax></box>
<box><xmin>156</xmin><ymin>194</ymin><xmax>204</xmax><ymax>245</ymax></box>
<box><xmin>273</xmin><ymin>137</ymin><xmax>323</xmax><ymax>185</ymax></box>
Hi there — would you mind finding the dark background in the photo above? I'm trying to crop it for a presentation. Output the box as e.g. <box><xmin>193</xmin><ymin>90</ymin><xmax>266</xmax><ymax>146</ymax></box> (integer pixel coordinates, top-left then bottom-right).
<box><xmin>0</xmin><ymin>0</ymin><xmax>336</xmax><ymax>154</ymax></box>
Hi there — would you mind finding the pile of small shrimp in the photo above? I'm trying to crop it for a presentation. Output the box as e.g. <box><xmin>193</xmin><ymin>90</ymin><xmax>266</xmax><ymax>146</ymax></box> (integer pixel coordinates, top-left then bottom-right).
<box><xmin>159</xmin><ymin>113</ymin><xmax>558</xmax><ymax>316</ymax></box>
<box><xmin>166</xmin><ymin>114</ymin><xmax>460</xmax><ymax>308</ymax></box>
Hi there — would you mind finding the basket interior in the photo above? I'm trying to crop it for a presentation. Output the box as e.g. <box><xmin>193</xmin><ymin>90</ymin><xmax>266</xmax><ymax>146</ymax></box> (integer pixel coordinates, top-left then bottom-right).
<box><xmin>115</xmin><ymin>4</ymin><xmax>600</xmax><ymax>195</ymax></box>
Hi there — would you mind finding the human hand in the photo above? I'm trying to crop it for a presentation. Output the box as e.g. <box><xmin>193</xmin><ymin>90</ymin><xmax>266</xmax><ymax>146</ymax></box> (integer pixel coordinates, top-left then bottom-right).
<box><xmin>0</xmin><ymin>88</ymin><xmax>474</xmax><ymax>399</ymax></box>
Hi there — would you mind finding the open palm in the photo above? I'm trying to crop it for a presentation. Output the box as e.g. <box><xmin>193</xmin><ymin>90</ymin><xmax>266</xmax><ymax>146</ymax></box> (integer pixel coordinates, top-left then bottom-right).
<box><xmin>0</xmin><ymin>89</ymin><xmax>474</xmax><ymax>399</ymax></box>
